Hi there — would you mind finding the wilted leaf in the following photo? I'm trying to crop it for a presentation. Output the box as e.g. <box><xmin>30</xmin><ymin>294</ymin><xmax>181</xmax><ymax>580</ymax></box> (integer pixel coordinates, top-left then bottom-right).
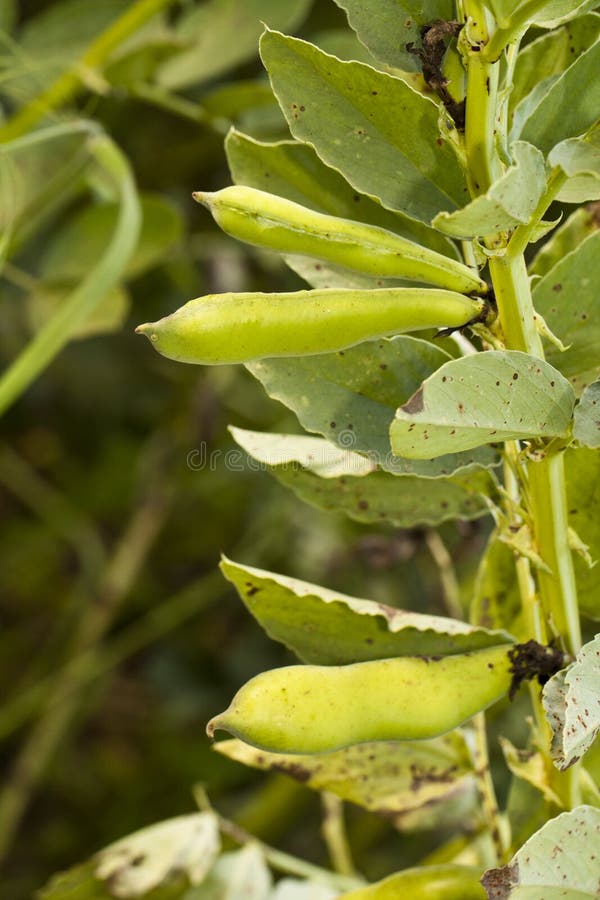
<box><xmin>215</xmin><ymin>732</ymin><xmax>473</xmax><ymax>816</ymax></box>
<box><xmin>220</xmin><ymin>556</ymin><xmax>514</xmax><ymax>665</ymax></box>
<box><xmin>390</xmin><ymin>351</ymin><xmax>575</xmax><ymax>459</ymax></box>
<box><xmin>194</xmin><ymin>844</ymin><xmax>272</xmax><ymax>900</ymax></box>
<box><xmin>500</xmin><ymin>737</ymin><xmax>563</xmax><ymax>807</ymax></box>
<box><xmin>260</xmin><ymin>30</ymin><xmax>469</xmax><ymax>223</ymax></box>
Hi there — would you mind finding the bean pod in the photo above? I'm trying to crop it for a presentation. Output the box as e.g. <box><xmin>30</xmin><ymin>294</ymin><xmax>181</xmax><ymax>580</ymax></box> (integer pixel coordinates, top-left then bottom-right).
<box><xmin>194</xmin><ymin>185</ymin><xmax>489</xmax><ymax>295</ymax></box>
<box><xmin>136</xmin><ymin>288</ymin><xmax>488</xmax><ymax>365</ymax></box>
<box><xmin>206</xmin><ymin>644</ymin><xmax>513</xmax><ymax>753</ymax></box>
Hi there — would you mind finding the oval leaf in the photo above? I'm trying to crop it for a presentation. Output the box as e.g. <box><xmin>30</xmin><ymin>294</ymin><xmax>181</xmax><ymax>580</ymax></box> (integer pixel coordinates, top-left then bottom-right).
<box><xmin>573</xmin><ymin>381</ymin><xmax>600</xmax><ymax>447</ymax></box>
<box><xmin>220</xmin><ymin>556</ymin><xmax>514</xmax><ymax>665</ymax></box>
<box><xmin>247</xmin><ymin>336</ymin><xmax>499</xmax><ymax>477</ymax></box>
<box><xmin>260</xmin><ymin>30</ymin><xmax>469</xmax><ymax>223</ymax></box>
<box><xmin>542</xmin><ymin>634</ymin><xmax>600</xmax><ymax>770</ymax></box>
<box><xmin>230</xmin><ymin>427</ymin><xmax>495</xmax><ymax>527</ymax></box>
<box><xmin>482</xmin><ymin>806</ymin><xmax>600</xmax><ymax>899</ymax></box>
<box><xmin>529</xmin><ymin>206</ymin><xmax>600</xmax><ymax>277</ymax></box>
<box><xmin>215</xmin><ymin>733</ymin><xmax>473</xmax><ymax>817</ymax></box>
<box><xmin>390</xmin><ymin>351</ymin><xmax>575</xmax><ymax>459</ymax></box>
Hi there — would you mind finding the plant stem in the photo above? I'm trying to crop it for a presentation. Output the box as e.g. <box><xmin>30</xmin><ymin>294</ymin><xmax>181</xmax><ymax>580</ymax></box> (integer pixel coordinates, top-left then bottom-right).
<box><xmin>506</xmin><ymin>169</ymin><xmax>568</xmax><ymax>259</ymax></box>
<box><xmin>528</xmin><ymin>452</ymin><xmax>582</xmax><ymax>655</ymax></box>
<box><xmin>129</xmin><ymin>82</ymin><xmax>230</xmax><ymax>134</ymax></box>
<box><xmin>424</xmin><ymin>529</ymin><xmax>463</xmax><ymax>620</ymax></box>
<box><xmin>464</xmin><ymin>1</ymin><xmax>500</xmax><ymax>196</ymax></box>
<box><xmin>483</xmin><ymin>0</ymin><xmax>554</xmax><ymax>61</ymax></box>
<box><xmin>0</xmin><ymin>0</ymin><xmax>177</xmax><ymax>142</ymax></box>
<box><xmin>473</xmin><ymin>712</ymin><xmax>506</xmax><ymax>863</ymax></box>
<box><xmin>488</xmin><ymin>254</ymin><xmax>543</xmax><ymax>354</ymax></box>
<box><xmin>321</xmin><ymin>793</ymin><xmax>357</xmax><ymax>878</ymax></box>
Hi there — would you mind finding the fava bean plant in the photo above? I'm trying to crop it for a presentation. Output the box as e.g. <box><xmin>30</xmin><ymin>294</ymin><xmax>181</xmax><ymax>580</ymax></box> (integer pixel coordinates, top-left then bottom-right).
<box><xmin>36</xmin><ymin>0</ymin><xmax>600</xmax><ymax>898</ymax></box>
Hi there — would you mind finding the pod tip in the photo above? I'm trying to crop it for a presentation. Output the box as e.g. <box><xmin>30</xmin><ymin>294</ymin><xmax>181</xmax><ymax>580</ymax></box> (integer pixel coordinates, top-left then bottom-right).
<box><xmin>192</xmin><ymin>190</ymin><xmax>213</xmax><ymax>206</ymax></box>
<box><xmin>135</xmin><ymin>323</ymin><xmax>158</xmax><ymax>342</ymax></box>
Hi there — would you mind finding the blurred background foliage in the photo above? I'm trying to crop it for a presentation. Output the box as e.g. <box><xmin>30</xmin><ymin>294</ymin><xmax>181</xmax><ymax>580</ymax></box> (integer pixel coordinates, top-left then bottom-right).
<box><xmin>0</xmin><ymin>1</ymin><xmax>500</xmax><ymax>896</ymax></box>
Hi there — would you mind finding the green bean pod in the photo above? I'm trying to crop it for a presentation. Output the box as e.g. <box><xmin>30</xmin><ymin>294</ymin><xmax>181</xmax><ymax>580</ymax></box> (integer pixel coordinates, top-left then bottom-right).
<box><xmin>136</xmin><ymin>288</ymin><xmax>487</xmax><ymax>365</ymax></box>
<box><xmin>194</xmin><ymin>185</ymin><xmax>488</xmax><ymax>295</ymax></box>
<box><xmin>206</xmin><ymin>644</ymin><xmax>512</xmax><ymax>753</ymax></box>
<box><xmin>340</xmin><ymin>865</ymin><xmax>486</xmax><ymax>899</ymax></box>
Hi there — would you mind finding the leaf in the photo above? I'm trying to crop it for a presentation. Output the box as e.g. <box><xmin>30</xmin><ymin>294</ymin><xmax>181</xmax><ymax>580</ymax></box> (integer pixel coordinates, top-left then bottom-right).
<box><xmin>518</xmin><ymin>39</ymin><xmax>600</xmax><ymax>153</ymax></box>
<box><xmin>390</xmin><ymin>351</ymin><xmax>575</xmax><ymax>459</ymax></box>
<box><xmin>225</xmin><ymin>130</ymin><xmax>460</xmax><ymax>259</ymax></box>
<box><xmin>510</xmin><ymin>15</ymin><xmax>600</xmax><ymax>116</ymax></box>
<box><xmin>529</xmin><ymin>0</ymin><xmax>600</xmax><ymax>27</ymax></box>
<box><xmin>549</xmin><ymin>133</ymin><xmax>600</xmax><ymax>204</ymax></box>
<box><xmin>432</xmin><ymin>142</ymin><xmax>546</xmax><ymax>239</ymax></box>
<box><xmin>195</xmin><ymin>844</ymin><xmax>272</xmax><ymax>900</ymax></box>
<box><xmin>247</xmin><ymin>336</ymin><xmax>499</xmax><ymax>478</ymax></box>
<box><xmin>92</xmin><ymin>813</ymin><xmax>220</xmax><ymax>898</ymax></box>
<box><xmin>39</xmin><ymin>194</ymin><xmax>183</xmax><ymax>283</ymax></box>
<box><xmin>573</xmin><ymin>381</ymin><xmax>600</xmax><ymax>447</ymax></box>
<box><xmin>542</xmin><ymin>634</ymin><xmax>600</xmax><ymax>771</ymax></box>
<box><xmin>532</xmin><ymin>229</ymin><xmax>600</xmax><ymax>394</ymax></box>
<box><xmin>565</xmin><ymin>447</ymin><xmax>600</xmax><ymax>619</ymax></box>
<box><xmin>481</xmin><ymin>806</ymin><xmax>600</xmax><ymax>899</ymax></box>
<box><xmin>215</xmin><ymin>732</ymin><xmax>473</xmax><ymax>816</ymax></box>
<box><xmin>338</xmin><ymin>865</ymin><xmax>487</xmax><ymax>899</ymax></box>
<box><xmin>220</xmin><ymin>556</ymin><xmax>514</xmax><ymax>665</ymax></box>
<box><xmin>26</xmin><ymin>284</ymin><xmax>129</xmax><ymax>340</ymax></box>
<box><xmin>260</xmin><ymin>30</ymin><xmax>469</xmax><ymax>223</ymax></box>
<box><xmin>470</xmin><ymin>533</ymin><xmax>527</xmax><ymax>640</ymax></box>
<box><xmin>230</xmin><ymin>427</ymin><xmax>495</xmax><ymax>527</ymax></box>
<box><xmin>332</xmin><ymin>0</ymin><xmax>455</xmax><ymax>72</ymax></box>
<box><xmin>156</xmin><ymin>0</ymin><xmax>312</xmax><ymax>90</ymax></box>
<box><xmin>529</xmin><ymin>206</ymin><xmax>600</xmax><ymax>277</ymax></box>
<box><xmin>500</xmin><ymin>737</ymin><xmax>563</xmax><ymax>807</ymax></box>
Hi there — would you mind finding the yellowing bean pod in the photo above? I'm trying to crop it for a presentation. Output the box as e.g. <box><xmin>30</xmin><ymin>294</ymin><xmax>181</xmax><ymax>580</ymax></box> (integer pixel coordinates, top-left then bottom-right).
<box><xmin>339</xmin><ymin>865</ymin><xmax>486</xmax><ymax>899</ymax></box>
<box><xmin>194</xmin><ymin>185</ymin><xmax>489</xmax><ymax>295</ymax></box>
<box><xmin>136</xmin><ymin>288</ymin><xmax>488</xmax><ymax>365</ymax></box>
<box><xmin>206</xmin><ymin>645</ymin><xmax>512</xmax><ymax>754</ymax></box>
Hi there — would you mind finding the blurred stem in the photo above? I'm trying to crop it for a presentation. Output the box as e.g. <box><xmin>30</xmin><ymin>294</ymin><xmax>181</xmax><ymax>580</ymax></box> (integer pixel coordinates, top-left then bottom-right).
<box><xmin>424</xmin><ymin>529</ymin><xmax>463</xmax><ymax>620</ymax></box>
<box><xmin>473</xmin><ymin>713</ymin><xmax>506</xmax><ymax>864</ymax></box>
<box><xmin>129</xmin><ymin>82</ymin><xmax>230</xmax><ymax>134</ymax></box>
<box><xmin>0</xmin><ymin>477</ymin><xmax>172</xmax><ymax>867</ymax></box>
<box><xmin>234</xmin><ymin>774</ymin><xmax>314</xmax><ymax>846</ymax></box>
<box><xmin>0</xmin><ymin>570</ymin><xmax>224</xmax><ymax>741</ymax></box>
<box><xmin>321</xmin><ymin>792</ymin><xmax>357</xmax><ymax>879</ymax></box>
<box><xmin>0</xmin><ymin>0</ymin><xmax>178</xmax><ymax>142</ymax></box>
<box><xmin>0</xmin><ymin>133</ymin><xmax>140</xmax><ymax>418</ymax></box>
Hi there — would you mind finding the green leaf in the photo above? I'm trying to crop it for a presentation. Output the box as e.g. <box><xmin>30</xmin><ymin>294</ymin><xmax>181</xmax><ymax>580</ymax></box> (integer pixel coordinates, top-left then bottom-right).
<box><xmin>156</xmin><ymin>0</ymin><xmax>312</xmax><ymax>90</ymax></box>
<box><xmin>470</xmin><ymin>532</ymin><xmax>527</xmax><ymax>640</ymax></box>
<box><xmin>542</xmin><ymin>634</ymin><xmax>600</xmax><ymax>770</ymax></box>
<box><xmin>26</xmin><ymin>284</ymin><xmax>130</xmax><ymax>340</ymax></box>
<box><xmin>432</xmin><ymin>142</ymin><xmax>546</xmax><ymax>239</ymax></box>
<box><xmin>340</xmin><ymin>866</ymin><xmax>486</xmax><ymax>899</ymax></box>
<box><xmin>247</xmin><ymin>336</ymin><xmax>499</xmax><ymax>478</ymax></box>
<box><xmin>529</xmin><ymin>206</ymin><xmax>600</xmax><ymax>278</ymax></box>
<box><xmin>220</xmin><ymin>556</ymin><xmax>513</xmax><ymax>665</ymax></box>
<box><xmin>565</xmin><ymin>447</ymin><xmax>600</xmax><ymax>619</ymax></box>
<box><xmin>573</xmin><ymin>381</ymin><xmax>600</xmax><ymax>447</ymax></box>
<box><xmin>481</xmin><ymin>806</ymin><xmax>600</xmax><ymax>899</ymax></box>
<box><xmin>225</xmin><ymin>130</ymin><xmax>460</xmax><ymax>259</ymax></box>
<box><xmin>215</xmin><ymin>733</ymin><xmax>473</xmax><ymax>817</ymax></box>
<box><xmin>532</xmin><ymin>229</ymin><xmax>600</xmax><ymax>394</ymax></box>
<box><xmin>0</xmin><ymin>0</ymin><xmax>16</xmax><ymax>33</ymax></box>
<box><xmin>260</xmin><ymin>30</ymin><xmax>469</xmax><ymax>223</ymax></box>
<box><xmin>230</xmin><ymin>427</ymin><xmax>495</xmax><ymax>527</ymax></box>
<box><xmin>549</xmin><ymin>133</ymin><xmax>600</xmax><ymax>204</ymax></box>
<box><xmin>309</xmin><ymin>27</ymin><xmax>379</xmax><ymax>66</ymax></box>
<box><xmin>39</xmin><ymin>194</ymin><xmax>183</xmax><ymax>283</ymax></box>
<box><xmin>529</xmin><ymin>0</ymin><xmax>600</xmax><ymax>27</ymax></box>
<box><xmin>510</xmin><ymin>15</ymin><xmax>600</xmax><ymax>116</ymax></box>
<box><xmin>332</xmin><ymin>0</ymin><xmax>454</xmax><ymax>72</ymax></box>
<box><xmin>518</xmin><ymin>39</ymin><xmax>600</xmax><ymax>154</ymax></box>
<box><xmin>390</xmin><ymin>351</ymin><xmax>575</xmax><ymax>459</ymax></box>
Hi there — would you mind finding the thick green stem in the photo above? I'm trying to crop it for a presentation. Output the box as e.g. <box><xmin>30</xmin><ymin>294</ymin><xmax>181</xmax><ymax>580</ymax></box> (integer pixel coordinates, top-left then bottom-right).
<box><xmin>0</xmin><ymin>0</ymin><xmax>177</xmax><ymax>142</ymax></box>
<box><xmin>488</xmin><ymin>254</ymin><xmax>543</xmax><ymax>354</ymax></box>
<box><xmin>528</xmin><ymin>453</ymin><xmax>582</xmax><ymax>656</ymax></box>
<box><xmin>483</xmin><ymin>0</ymin><xmax>554</xmax><ymax>61</ymax></box>
<box><xmin>464</xmin><ymin>1</ymin><xmax>500</xmax><ymax>196</ymax></box>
